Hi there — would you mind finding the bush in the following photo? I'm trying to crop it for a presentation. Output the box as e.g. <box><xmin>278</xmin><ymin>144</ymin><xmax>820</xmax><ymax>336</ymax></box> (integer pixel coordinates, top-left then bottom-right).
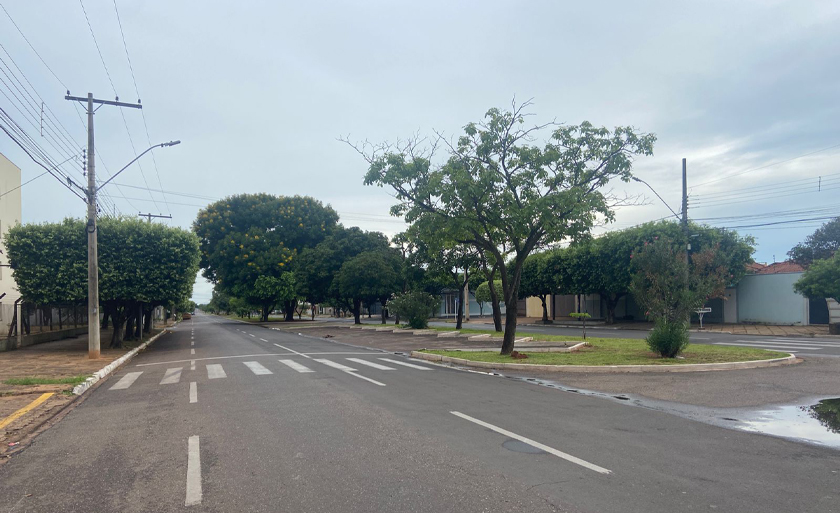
<box><xmin>646</xmin><ymin>320</ymin><xmax>690</xmax><ymax>358</ymax></box>
<box><xmin>387</xmin><ymin>291</ymin><xmax>439</xmax><ymax>329</ymax></box>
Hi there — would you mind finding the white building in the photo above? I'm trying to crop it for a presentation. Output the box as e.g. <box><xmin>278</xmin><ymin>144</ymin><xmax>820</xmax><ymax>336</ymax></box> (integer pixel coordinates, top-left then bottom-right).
<box><xmin>0</xmin><ymin>152</ymin><xmax>22</xmax><ymax>335</ymax></box>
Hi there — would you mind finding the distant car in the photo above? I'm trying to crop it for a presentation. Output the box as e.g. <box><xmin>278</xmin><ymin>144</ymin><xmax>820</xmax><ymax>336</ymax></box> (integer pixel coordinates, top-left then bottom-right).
<box><xmin>182</xmin><ymin>313</ymin><xmax>192</xmax><ymax>319</ymax></box>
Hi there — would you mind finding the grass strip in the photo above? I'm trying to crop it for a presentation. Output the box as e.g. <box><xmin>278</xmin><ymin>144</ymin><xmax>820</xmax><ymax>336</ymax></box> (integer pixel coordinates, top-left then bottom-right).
<box><xmin>3</xmin><ymin>375</ymin><xmax>90</xmax><ymax>386</ymax></box>
<box><xmin>422</xmin><ymin>337</ymin><xmax>788</xmax><ymax>365</ymax></box>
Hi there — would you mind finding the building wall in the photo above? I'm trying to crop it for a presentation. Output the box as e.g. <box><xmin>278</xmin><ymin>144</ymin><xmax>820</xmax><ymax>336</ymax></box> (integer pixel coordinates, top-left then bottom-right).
<box><xmin>737</xmin><ymin>272</ymin><xmax>808</xmax><ymax>325</ymax></box>
<box><xmin>0</xmin><ymin>153</ymin><xmax>22</xmax><ymax>334</ymax></box>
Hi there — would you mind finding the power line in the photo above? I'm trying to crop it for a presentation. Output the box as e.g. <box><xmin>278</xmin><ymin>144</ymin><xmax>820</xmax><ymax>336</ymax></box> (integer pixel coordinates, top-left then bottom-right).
<box><xmin>691</xmin><ymin>172</ymin><xmax>840</xmax><ymax>202</ymax></box>
<box><xmin>0</xmin><ymin>2</ymin><xmax>69</xmax><ymax>90</ymax></box>
<box><xmin>690</xmin><ymin>183</ymin><xmax>840</xmax><ymax>210</ymax></box>
<box><xmin>78</xmin><ymin>0</ymin><xmax>117</xmax><ymax>94</ymax></box>
<box><xmin>111</xmin><ymin>0</ymin><xmax>171</xmax><ymax>217</ymax></box>
<box><xmin>691</xmin><ymin>142</ymin><xmax>840</xmax><ymax>189</ymax></box>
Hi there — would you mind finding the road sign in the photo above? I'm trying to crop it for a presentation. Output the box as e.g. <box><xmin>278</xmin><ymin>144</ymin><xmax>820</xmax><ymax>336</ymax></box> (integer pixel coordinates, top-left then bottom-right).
<box><xmin>695</xmin><ymin>307</ymin><xmax>712</xmax><ymax>329</ymax></box>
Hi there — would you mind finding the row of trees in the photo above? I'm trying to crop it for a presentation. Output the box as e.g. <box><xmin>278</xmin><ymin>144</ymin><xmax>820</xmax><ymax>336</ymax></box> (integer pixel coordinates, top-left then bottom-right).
<box><xmin>5</xmin><ymin>217</ymin><xmax>200</xmax><ymax>347</ymax></box>
<box><xmin>792</xmin><ymin>218</ymin><xmax>840</xmax><ymax>326</ymax></box>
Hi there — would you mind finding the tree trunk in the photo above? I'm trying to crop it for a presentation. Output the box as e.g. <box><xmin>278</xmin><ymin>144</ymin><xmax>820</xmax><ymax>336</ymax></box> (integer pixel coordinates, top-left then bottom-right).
<box><xmin>381</xmin><ymin>305</ymin><xmax>387</xmax><ymax>324</ymax></box>
<box><xmin>58</xmin><ymin>307</ymin><xmax>63</xmax><ymax>330</ymax></box>
<box><xmin>456</xmin><ymin>283</ymin><xmax>466</xmax><ymax>330</ymax></box>
<box><xmin>489</xmin><ymin>287</ymin><xmax>502</xmax><ymax>332</ymax></box>
<box><xmin>353</xmin><ymin>298</ymin><xmax>362</xmax><ymax>325</ymax></box>
<box><xmin>110</xmin><ymin>306</ymin><xmax>125</xmax><ymax>349</ymax></box>
<box><xmin>261</xmin><ymin>305</ymin><xmax>270</xmax><ymax>322</ymax></box>
<box><xmin>311</xmin><ymin>303</ymin><xmax>316</xmax><ymax>321</ymax></box>
<box><xmin>540</xmin><ymin>295</ymin><xmax>549</xmax><ymax>323</ymax></box>
<box><xmin>124</xmin><ymin>307</ymin><xmax>135</xmax><ymax>342</ymax></box>
<box><xmin>603</xmin><ymin>293</ymin><xmax>622</xmax><ymax>325</ymax></box>
<box><xmin>500</xmin><ymin>300</ymin><xmax>518</xmax><ymax>355</ymax></box>
<box><xmin>135</xmin><ymin>303</ymin><xmax>143</xmax><ymax>340</ymax></box>
<box><xmin>284</xmin><ymin>300</ymin><xmax>295</xmax><ymax>322</ymax></box>
<box><xmin>144</xmin><ymin>306</ymin><xmax>153</xmax><ymax>333</ymax></box>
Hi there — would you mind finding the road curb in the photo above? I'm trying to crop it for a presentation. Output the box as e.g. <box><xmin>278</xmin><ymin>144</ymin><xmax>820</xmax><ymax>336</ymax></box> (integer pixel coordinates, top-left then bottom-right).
<box><xmin>409</xmin><ymin>351</ymin><xmax>800</xmax><ymax>373</ymax></box>
<box><xmin>71</xmin><ymin>327</ymin><xmax>171</xmax><ymax>395</ymax></box>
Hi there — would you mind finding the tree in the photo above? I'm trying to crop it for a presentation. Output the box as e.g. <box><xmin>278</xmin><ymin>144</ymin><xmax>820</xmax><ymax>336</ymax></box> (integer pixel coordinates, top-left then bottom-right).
<box><xmin>475</xmin><ymin>280</ymin><xmax>503</xmax><ymax>321</ymax></box>
<box><xmin>629</xmin><ymin>236</ymin><xmax>729</xmax><ymax>357</ymax></box>
<box><xmin>354</xmin><ymin>102</ymin><xmax>655</xmax><ymax>354</ymax></box>
<box><xmin>193</xmin><ymin>194</ymin><xmax>339</xmax><ymax>321</ymax></box>
<box><xmin>296</xmin><ymin>226</ymin><xmax>393</xmax><ymax>318</ymax></box>
<box><xmin>564</xmin><ymin>221</ymin><xmax>754</xmax><ymax>324</ymax></box>
<box><xmin>338</xmin><ymin>250</ymin><xmax>402</xmax><ymax>324</ymax></box>
<box><xmin>788</xmin><ymin>217</ymin><xmax>840</xmax><ymax>267</ymax></box>
<box><xmin>249</xmin><ymin>274</ymin><xmax>297</xmax><ymax>322</ymax></box>
<box><xmin>794</xmin><ymin>253</ymin><xmax>840</xmax><ymax>303</ymax></box>
<box><xmin>387</xmin><ymin>291</ymin><xmax>439</xmax><ymax>329</ymax></box>
<box><xmin>519</xmin><ymin>252</ymin><xmax>556</xmax><ymax>323</ymax></box>
<box><xmin>5</xmin><ymin>217</ymin><xmax>200</xmax><ymax>347</ymax></box>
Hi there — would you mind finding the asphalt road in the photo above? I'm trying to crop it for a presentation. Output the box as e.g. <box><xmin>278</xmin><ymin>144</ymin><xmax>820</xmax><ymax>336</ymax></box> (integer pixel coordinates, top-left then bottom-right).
<box><xmin>1</xmin><ymin>313</ymin><xmax>838</xmax><ymax>512</ymax></box>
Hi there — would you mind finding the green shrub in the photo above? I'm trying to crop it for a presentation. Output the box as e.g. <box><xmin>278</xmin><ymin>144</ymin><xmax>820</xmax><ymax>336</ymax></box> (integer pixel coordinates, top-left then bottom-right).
<box><xmin>387</xmin><ymin>291</ymin><xmax>439</xmax><ymax>329</ymax></box>
<box><xmin>646</xmin><ymin>320</ymin><xmax>690</xmax><ymax>358</ymax></box>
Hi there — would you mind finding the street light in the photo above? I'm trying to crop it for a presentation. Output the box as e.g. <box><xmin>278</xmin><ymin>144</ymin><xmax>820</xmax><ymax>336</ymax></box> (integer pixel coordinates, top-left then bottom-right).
<box><xmin>85</xmin><ymin>141</ymin><xmax>180</xmax><ymax>358</ymax></box>
<box><xmin>631</xmin><ymin>176</ymin><xmax>680</xmax><ymax>220</ymax></box>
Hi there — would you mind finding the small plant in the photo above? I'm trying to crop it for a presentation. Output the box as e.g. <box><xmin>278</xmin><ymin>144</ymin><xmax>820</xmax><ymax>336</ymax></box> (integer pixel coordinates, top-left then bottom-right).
<box><xmin>386</xmin><ymin>291</ymin><xmax>439</xmax><ymax>329</ymax></box>
<box><xmin>646</xmin><ymin>319</ymin><xmax>690</xmax><ymax>358</ymax></box>
<box><xmin>569</xmin><ymin>312</ymin><xmax>591</xmax><ymax>339</ymax></box>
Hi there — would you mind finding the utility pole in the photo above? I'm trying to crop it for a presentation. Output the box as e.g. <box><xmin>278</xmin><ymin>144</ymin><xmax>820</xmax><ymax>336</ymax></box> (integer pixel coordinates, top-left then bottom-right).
<box><xmin>138</xmin><ymin>213</ymin><xmax>172</xmax><ymax>223</ymax></box>
<box><xmin>66</xmin><ymin>92</ymin><xmax>142</xmax><ymax>359</ymax></box>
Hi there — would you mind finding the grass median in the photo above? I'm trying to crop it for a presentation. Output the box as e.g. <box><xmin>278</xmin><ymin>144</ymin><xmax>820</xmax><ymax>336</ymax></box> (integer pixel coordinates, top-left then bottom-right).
<box><xmin>420</xmin><ymin>336</ymin><xmax>789</xmax><ymax>366</ymax></box>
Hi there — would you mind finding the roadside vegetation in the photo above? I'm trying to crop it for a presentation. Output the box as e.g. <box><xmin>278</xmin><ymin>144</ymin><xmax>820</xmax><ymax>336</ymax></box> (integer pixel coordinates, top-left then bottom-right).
<box><xmin>422</xmin><ymin>339</ymin><xmax>788</xmax><ymax>366</ymax></box>
<box><xmin>3</xmin><ymin>375</ymin><xmax>89</xmax><ymax>386</ymax></box>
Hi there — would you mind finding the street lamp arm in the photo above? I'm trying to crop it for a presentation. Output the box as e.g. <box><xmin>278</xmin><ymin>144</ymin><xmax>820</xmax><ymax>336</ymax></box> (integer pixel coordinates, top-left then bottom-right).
<box><xmin>631</xmin><ymin>176</ymin><xmax>681</xmax><ymax>221</ymax></box>
<box><xmin>96</xmin><ymin>140</ymin><xmax>180</xmax><ymax>191</ymax></box>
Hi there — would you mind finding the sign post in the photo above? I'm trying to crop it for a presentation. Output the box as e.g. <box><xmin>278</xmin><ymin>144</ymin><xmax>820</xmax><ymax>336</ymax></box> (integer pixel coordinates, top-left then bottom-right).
<box><xmin>695</xmin><ymin>307</ymin><xmax>712</xmax><ymax>330</ymax></box>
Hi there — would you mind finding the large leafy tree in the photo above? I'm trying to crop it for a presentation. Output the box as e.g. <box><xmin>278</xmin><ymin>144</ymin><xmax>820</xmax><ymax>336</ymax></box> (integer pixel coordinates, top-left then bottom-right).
<box><xmin>794</xmin><ymin>253</ymin><xmax>840</xmax><ymax>304</ymax></box>
<box><xmin>193</xmin><ymin>194</ymin><xmax>338</xmax><ymax>321</ymax></box>
<box><xmin>296</xmin><ymin>226</ymin><xmax>393</xmax><ymax>318</ymax></box>
<box><xmin>565</xmin><ymin>221</ymin><xmax>754</xmax><ymax>323</ymax></box>
<box><xmin>338</xmin><ymin>250</ymin><xmax>402</xmax><ymax>324</ymax></box>
<box><xmin>354</xmin><ymin>102</ymin><xmax>655</xmax><ymax>354</ymax></box>
<box><xmin>519</xmin><ymin>251</ymin><xmax>556</xmax><ymax>323</ymax></box>
<box><xmin>6</xmin><ymin>218</ymin><xmax>200</xmax><ymax>346</ymax></box>
<box><xmin>788</xmin><ymin>217</ymin><xmax>840</xmax><ymax>267</ymax></box>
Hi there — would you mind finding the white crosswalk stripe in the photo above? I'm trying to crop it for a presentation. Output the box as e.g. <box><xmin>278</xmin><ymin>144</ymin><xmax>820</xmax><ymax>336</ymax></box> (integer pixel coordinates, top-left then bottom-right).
<box><xmin>714</xmin><ymin>342</ymin><xmax>817</xmax><ymax>352</ymax></box>
<box><xmin>346</xmin><ymin>358</ymin><xmax>396</xmax><ymax>370</ymax></box>
<box><xmin>160</xmin><ymin>367</ymin><xmax>183</xmax><ymax>385</ymax></box>
<box><xmin>206</xmin><ymin>364</ymin><xmax>227</xmax><ymax>379</ymax></box>
<box><xmin>314</xmin><ymin>359</ymin><xmax>356</xmax><ymax>371</ymax></box>
<box><xmin>278</xmin><ymin>359</ymin><xmax>314</xmax><ymax>373</ymax></box>
<box><xmin>243</xmin><ymin>361</ymin><xmax>273</xmax><ymax>375</ymax></box>
<box><xmin>378</xmin><ymin>358</ymin><xmax>433</xmax><ymax>370</ymax></box>
<box><xmin>110</xmin><ymin>371</ymin><xmax>143</xmax><ymax>390</ymax></box>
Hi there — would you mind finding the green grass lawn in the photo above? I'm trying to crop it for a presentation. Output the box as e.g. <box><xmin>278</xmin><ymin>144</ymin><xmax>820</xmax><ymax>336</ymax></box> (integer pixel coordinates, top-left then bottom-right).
<box><xmin>3</xmin><ymin>375</ymin><xmax>90</xmax><ymax>386</ymax></box>
<box><xmin>421</xmin><ymin>337</ymin><xmax>789</xmax><ymax>366</ymax></box>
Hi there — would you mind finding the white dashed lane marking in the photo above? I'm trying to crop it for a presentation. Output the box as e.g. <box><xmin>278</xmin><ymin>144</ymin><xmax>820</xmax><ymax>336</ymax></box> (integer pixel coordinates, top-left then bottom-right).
<box><xmin>110</xmin><ymin>371</ymin><xmax>143</xmax><ymax>390</ymax></box>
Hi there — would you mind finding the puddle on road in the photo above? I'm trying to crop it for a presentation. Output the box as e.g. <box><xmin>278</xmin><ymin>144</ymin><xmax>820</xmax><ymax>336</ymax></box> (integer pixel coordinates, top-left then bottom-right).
<box><xmin>736</xmin><ymin>398</ymin><xmax>840</xmax><ymax>448</ymax></box>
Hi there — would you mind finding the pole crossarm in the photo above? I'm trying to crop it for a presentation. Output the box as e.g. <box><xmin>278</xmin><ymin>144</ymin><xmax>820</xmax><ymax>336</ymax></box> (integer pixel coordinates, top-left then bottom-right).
<box><xmin>65</xmin><ymin>94</ymin><xmax>142</xmax><ymax>109</ymax></box>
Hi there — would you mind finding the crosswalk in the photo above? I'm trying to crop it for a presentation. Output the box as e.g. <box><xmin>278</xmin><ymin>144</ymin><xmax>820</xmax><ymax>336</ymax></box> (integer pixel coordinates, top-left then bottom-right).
<box><xmin>109</xmin><ymin>357</ymin><xmax>434</xmax><ymax>391</ymax></box>
<box><xmin>713</xmin><ymin>338</ymin><xmax>840</xmax><ymax>354</ymax></box>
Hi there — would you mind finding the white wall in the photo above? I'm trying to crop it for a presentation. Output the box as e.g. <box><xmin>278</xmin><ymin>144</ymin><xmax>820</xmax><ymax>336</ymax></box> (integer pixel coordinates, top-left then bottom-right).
<box><xmin>737</xmin><ymin>273</ymin><xmax>807</xmax><ymax>325</ymax></box>
<box><xmin>0</xmin><ymin>153</ymin><xmax>22</xmax><ymax>333</ymax></box>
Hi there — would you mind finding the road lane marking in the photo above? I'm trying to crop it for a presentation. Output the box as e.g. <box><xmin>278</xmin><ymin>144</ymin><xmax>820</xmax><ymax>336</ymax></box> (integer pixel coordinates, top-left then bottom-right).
<box><xmin>344</xmin><ymin>372</ymin><xmax>386</xmax><ymax>386</ymax></box>
<box><xmin>314</xmin><ymin>359</ymin><xmax>386</xmax><ymax>386</ymax></box>
<box><xmin>244</xmin><ymin>361</ymin><xmax>273</xmax><ymax>375</ymax></box>
<box><xmin>769</xmin><ymin>339</ymin><xmax>840</xmax><ymax>347</ymax></box>
<box><xmin>346</xmin><ymin>358</ymin><xmax>396</xmax><ymax>370</ymax></box>
<box><xmin>136</xmin><ymin>353</ymin><xmax>293</xmax><ymax>366</ymax></box>
<box><xmin>160</xmin><ymin>367</ymin><xmax>183</xmax><ymax>385</ymax></box>
<box><xmin>249</xmin><ymin>333</ymin><xmax>255</xmax><ymax>337</ymax></box>
<box><xmin>274</xmin><ymin>343</ymin><xmax>312</xmax><ymax>359</ymax></box>
<box><xmin>451</xmin><ymin>411</ymin><xmax>612</xmax><ymax>475</ymax></box>
<box><xmin>206</xmin><ymin>364</ymin><xmax>227</xmax><ymax>379</ymax></box>
<box><xmin>191</xmin><ymin>349</ymin><xmax>196</xmax><ymax>355</ymax></box>
<box><xmin>110</xmin><ymin>371</ymin><xmax>143</xmax><ymax>390</ymax></box>
<box><xmin>191</xmin><ymin>341</ymin><xmax>194</xmax><ymax>346</ymax></box>
<box><xmin>190</xmin><ymin>360</ymin><xmax>196</xmax><ymax>371</ymax></box>
<box><xmin>279</xmin><ymin>359</ymin><xmax>314</xmax><ymax>373</ymax></box>
<box><xmin>314</xmin><ymin>359</ymin><xmax>356</xmax><ymax>371</ymax></box>
<box><xmin>189</xmin><ymin>382</ymin><xmax>197</xmax><ymax>404</ymax></box>
<box><xmin>185</xmin><ymin>436</ymin><xmax>202</xmax><ymax>506</ymax></box>
<box><xmin>259</xmin><ymin>338</ymin><xmax>268</xmax><ymax>342</ymax></box>
<box><xmin>0</xmin><ymin>393</ymin><xmax>53</xmax><ymax>430</ymax></box>
<box><xmin>714</xmin><ymin>342</ymin><xmax>818</xmax><ymax>351</ymax></box>
<box><xmin>378</xmin><ymin>358</ymin><xmax>433</xmax><ymax>370</ymax></box>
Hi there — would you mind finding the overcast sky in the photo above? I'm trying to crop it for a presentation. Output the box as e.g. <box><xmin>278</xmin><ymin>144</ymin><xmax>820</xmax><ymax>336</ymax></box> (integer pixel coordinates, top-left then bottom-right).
<box><xmin>1</xmin><ymin>0</ymin><xmax>838</xmax><ymax>303</ymax></box>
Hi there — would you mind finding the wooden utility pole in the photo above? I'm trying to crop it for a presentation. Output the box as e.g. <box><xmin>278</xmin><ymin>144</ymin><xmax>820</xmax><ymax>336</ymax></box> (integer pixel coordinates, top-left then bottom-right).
<box><xmin>65</xmin><ymin>93</ymin><xmax>142</xmax><ymax>359</ymax></box>
<box><xmin>138</xmin><ymin>213</ymin><xmax>172</xmax><ymax>223</ymax></box>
